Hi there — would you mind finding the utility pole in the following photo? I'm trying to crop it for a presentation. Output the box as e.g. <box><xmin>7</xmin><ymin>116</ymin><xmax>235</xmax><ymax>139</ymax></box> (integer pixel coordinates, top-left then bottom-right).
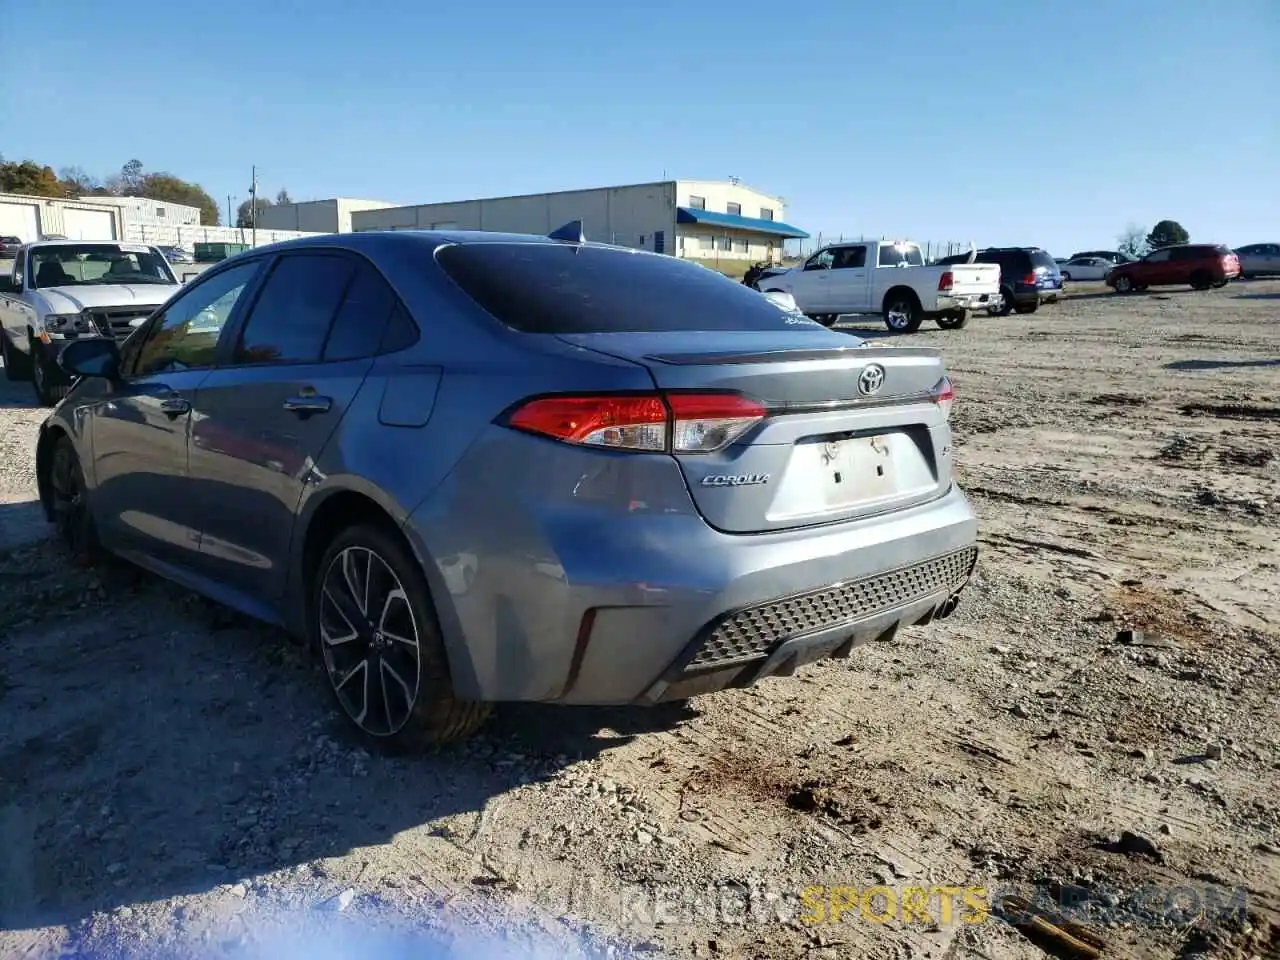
<box><xmin>249</xmin><ymin>166</ymin><xmax>258</xmax><ymax>247</ymax></box>
<box><xmin>226</xmin><ymin>195</ymin><xmax>232</xmax><ymax>229</ymax></box>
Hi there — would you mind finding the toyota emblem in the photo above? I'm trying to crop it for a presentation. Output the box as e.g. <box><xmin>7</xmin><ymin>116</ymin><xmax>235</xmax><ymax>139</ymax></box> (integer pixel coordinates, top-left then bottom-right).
<box><xmin>858</xmin><ymin>364</ymin><xmax>886</xmax><ymax>396</ymax></box>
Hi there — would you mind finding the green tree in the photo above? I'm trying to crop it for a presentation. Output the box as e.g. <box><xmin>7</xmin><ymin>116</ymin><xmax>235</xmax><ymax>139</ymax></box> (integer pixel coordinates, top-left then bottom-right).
<box><xmin>0</xmin><ymin>160</ymin><xmax>65</xmax><ymax>197</ymax></box>
<box><xmin>138</xmin><ymin>172</ymin><xmax>221</xmax><ymax>225</ymax></box>
<box><xmin>1145</xmin><ymin>220</ymin><xmax>1190</xmax><ymax>250</ymax></box>
<box><xmin>1117</xmin><ymin>223</ymin><xmax>1148</xmax><ymax>258</ymax></box>
<box><xmin>236</xmin><ymin>196</ymin><xmax>272</xmax><ymax>228</ymax></box>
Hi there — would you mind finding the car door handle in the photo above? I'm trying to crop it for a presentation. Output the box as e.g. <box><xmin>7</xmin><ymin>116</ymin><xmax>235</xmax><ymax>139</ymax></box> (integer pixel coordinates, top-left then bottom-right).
<box><xmin>160</xmin><ymin>397</ymin><xmax>191</xmax><ymax>418</ymax></box>
<box><xmin>283</xmin><ymin>396</ymin><xmax>332</xmax><ymax>415</ymax></box>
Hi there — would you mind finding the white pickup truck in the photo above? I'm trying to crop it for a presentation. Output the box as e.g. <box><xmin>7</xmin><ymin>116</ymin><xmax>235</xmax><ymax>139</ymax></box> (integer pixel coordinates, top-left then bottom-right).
<box><xmin>0</xmin><ymin>240</ymin><xmax>181</xmax><ymax>404</ymax></box>
<box><xmin>758</xmin><ymin>240</ymin><xmax>1001</xmax><ymax>333</ymax></box>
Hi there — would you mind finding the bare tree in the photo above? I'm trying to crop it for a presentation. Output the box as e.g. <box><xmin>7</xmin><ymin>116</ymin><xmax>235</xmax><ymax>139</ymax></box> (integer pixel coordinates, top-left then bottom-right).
<box><xmin>1117</xmin><ymin>223</ymin><xmax>1148</xmax><ymax>258</ymax></box>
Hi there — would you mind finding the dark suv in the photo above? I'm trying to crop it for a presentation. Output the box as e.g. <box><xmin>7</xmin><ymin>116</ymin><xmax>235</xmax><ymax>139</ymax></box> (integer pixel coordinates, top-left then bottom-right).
<box><xmin>1105</xmin><ymin>244</ymin><xmax>1241</xmax><ymax>293</ymax></box>
<box><xmin>936</xmin><ymin>247</ymin><xmax>1062</xmax><ymax>315</ymax></box>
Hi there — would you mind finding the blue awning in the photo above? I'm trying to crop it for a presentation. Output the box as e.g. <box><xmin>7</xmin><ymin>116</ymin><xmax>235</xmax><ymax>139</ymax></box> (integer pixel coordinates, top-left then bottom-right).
<box><xmin>676</xmin><ymin>206</ymin><xmax>809</xmax><ymax>239</ymax></box>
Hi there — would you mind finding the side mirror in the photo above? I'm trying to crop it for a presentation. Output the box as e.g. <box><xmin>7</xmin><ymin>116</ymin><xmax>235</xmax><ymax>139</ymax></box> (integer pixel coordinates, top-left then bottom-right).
<box><xmin>59</xmin><ymin>338</ymin><xmax>121</xmax><ymax>381</ymax></box>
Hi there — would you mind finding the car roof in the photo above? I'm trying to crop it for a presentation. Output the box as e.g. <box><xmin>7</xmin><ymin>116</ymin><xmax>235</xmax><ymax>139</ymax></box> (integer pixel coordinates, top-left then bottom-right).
<box><xmin>220</xmin><ymin>228</ymin><xmax>676</xmax><ymax>263</ymax></box>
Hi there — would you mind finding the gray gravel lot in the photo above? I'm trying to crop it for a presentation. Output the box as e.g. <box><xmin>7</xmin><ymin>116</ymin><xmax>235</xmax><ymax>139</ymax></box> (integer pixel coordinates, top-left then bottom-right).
<box><xmin>0</xmin><ymin>281</ymin><xmax>1278</xmax><ymax>959</ymax></box>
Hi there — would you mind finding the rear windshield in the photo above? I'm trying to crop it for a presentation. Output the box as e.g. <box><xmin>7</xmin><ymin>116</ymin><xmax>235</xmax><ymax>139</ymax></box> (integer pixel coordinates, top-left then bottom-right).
<box><xmin>1029</xmin><ymin>250</ymin><xmax>1058</xmax><ymax>270</ymax></box>
<box><xmin>436</xmin><ymin>243</ymin><xmax>822</xmax><ymax>334</ymax></box>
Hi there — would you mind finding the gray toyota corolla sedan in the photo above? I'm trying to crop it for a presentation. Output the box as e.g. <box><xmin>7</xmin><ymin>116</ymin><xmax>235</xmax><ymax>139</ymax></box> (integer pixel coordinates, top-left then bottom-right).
<box><xmin>37</xmin><ymin>227</ymin><xmax>978</xmax><ymax>748</ymax></box>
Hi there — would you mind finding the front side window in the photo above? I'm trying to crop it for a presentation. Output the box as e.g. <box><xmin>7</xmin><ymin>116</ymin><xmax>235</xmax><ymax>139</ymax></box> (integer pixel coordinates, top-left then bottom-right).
<box><xmin>29</xmin><ymin>244</ymin><xmax>175</xmax><ymax>288</ymax></box>
<box><xmin>804</xmin><ymin>249</ymin><xmax>834</xmax><ymax>271</ymax></box>
<box><xmin>130</xmin><ymin>261</ymin><xmax>260</xmax><ymax>378</ymax></box>
<box><xmin>234</xmin><ymin>253</ymin><xmax>356</xmax><ymax>365</ymax></box>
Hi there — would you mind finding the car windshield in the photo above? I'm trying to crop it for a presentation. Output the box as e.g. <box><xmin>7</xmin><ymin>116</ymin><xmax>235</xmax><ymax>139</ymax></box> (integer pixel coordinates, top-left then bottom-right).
<box><xmin>437</xmin><ymin>242</ymin><xmax>825</xmax><ymax>333</ymax></box>
<box><xmin>28</xmin><ymin>244</ymin><xmax>176</xmax><ymax>288</ymax></box>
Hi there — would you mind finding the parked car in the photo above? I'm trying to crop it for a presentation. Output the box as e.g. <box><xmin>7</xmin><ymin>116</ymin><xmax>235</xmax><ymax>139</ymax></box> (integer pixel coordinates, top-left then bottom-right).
<box><xmin>0</xmin><ymin>236</ymin><xmax>23</xmax><ymax>259</ymax></box>
<box><xmin>38</xmin><ymin>228</ymin><xmax>979</xmax><ymax>748</ymax></box>
<box><xmin>758</xmin><ymin>239</ymin><xmax>1001</xmax><ymax>332</ymax></box>
<box><xmin>1058</xmin><ymin>256</ymin><xmax>1114</xmax><ymax>282</ymax></box>
<box><xmin>0</xmin><ymin>241</ymin><xmax>180</xmax><ymax>404</ymax></box>
<box><xmin>1233</xmin><ymin>243</ymin><xmax>1280</xmax><ymax>279</ymax></box>
<box><xmin>935</xmin><ymin>247</ymin><xmax>1062</xmax><ymax>315</ymax></box>
<box><xmin>1070</xmin><ymin>250</ymin><xmax>1134</xmax><ymax>265</ymax></box>
<box><xmin>1105</xmin><ymin>244</ymin><xmax>1241</xmax><ymax>293</ymax></box>
<box><xmin>157</xmin><ymin>245</ymin><xmax>196</xmax><ymax>264</ymax></box>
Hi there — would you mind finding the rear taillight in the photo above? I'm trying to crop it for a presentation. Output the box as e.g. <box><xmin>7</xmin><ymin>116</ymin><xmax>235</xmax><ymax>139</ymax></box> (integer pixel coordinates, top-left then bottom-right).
<box><xmin>931</xmin><ymin>377</ymin><xmax>954</xmax><ymax>420</ymax></box>
<box><xmin>505</xmin><ymin>392</ymin><xmax>766</xmax><ymax>454</ymax></box>
<box><xmin>1022</xmin><ymin>273</ymin><xmax>1037</xmax><ymax>285</ymax></box>
<box><xmin>937</xmin><ymin>271</ymin><xmax>954</xmax><ymax>292</ymax></box>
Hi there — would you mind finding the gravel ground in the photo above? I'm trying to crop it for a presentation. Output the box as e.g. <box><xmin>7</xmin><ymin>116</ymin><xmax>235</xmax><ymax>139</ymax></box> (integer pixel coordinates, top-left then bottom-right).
<box><xmin>1</xmin><ymin>281</ymin><xmax>1277</xmax><ymax>960</ymax></box>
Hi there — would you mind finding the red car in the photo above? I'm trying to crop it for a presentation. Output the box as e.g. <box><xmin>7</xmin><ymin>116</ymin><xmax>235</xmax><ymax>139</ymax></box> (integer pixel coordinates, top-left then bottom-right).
<box><xmin>1106</xmin><ymin>244</ymin><xmax>1240</xmax><ymax>293</ymax></box>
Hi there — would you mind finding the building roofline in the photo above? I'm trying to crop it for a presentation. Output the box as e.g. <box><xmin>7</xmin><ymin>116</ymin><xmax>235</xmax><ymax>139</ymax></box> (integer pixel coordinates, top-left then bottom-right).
<box><xmin>675</xmin><ymin>178</ymin><xmax>784</xmax><ymax>205</ymax></box>
<box><xmin>366</xmin><ymin>181</ymin><xmax>676</xmax><ymax>211</ymax></box>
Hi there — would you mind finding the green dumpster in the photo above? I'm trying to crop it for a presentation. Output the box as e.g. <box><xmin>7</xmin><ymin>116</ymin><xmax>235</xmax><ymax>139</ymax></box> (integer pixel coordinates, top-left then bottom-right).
<box><xmin>194</xmin><ymin>242</ymin><xmax>250</xmax><ymax>262</ymax></box>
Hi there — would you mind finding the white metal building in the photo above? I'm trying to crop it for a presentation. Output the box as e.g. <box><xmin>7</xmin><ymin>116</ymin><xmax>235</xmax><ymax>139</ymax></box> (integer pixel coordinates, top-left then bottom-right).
<box><xmin>0</xmin><ymin>191</ymin><xmax>327</xmax><ymax>249</ymax></box>
<box><xmin>87</xmin><ymin>195</ymin><xmax>203</xmax><ymax>227</ymax></box>
<box><xmin>0</xmin><ymin>192</ymin><xmax>124</xmax><ymax>242</ymax></box>
<box><xmin>348</xmin><ymin>180</ymin><xmax>809</xmax><ymax>262</ymax></box>
<box><xmin>256</xmin><ymin>198</ymin><xmax>395</xmax><ymax>234</ymax></box>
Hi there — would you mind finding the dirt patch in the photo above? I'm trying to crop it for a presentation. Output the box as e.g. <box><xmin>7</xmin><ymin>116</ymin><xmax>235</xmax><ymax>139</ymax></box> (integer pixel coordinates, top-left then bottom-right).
<box><xmin>2</xmin><ymin>281</ymin><xmax>1280</xmax><ymax>959</ymax></box>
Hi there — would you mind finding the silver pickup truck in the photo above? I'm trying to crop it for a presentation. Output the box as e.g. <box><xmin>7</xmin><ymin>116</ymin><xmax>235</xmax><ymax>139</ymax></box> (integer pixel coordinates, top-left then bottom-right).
<box><xmin>0</xmin><ymin>240</ymin><xmax>181</xmax><ymax>405</ymax></box>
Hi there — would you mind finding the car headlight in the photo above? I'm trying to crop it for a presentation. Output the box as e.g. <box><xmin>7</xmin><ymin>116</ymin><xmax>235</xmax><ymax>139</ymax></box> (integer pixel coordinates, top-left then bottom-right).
<box><xmin>40</xmin><ymin>312</ymin><xmax>101</xmax><ymax>341</ymax></box>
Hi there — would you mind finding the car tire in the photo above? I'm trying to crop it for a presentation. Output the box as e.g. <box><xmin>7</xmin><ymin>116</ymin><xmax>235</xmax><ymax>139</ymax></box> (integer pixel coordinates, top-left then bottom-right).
<box><xmin>882</xmin><ymin>293</ymin><xmax>923</xmax><ymax>333</ymax></box>
<box><xmin>1</xmin><ymin>334</ymin><xmax>32</xmax><ymax>382</ymax></box>
<box><xmin>31</xmin><ymin>338</ymin><xmax>70</xmax><ymax>406</ymax></box>
<box><xmin>987</xmin><ymin>286</ymin><xmax>1015</xmax><ymax>317</ymax></box>
<box><xmin>935</xmin><ymin>310</ymin><xmax>968</xmax><ymax>330</ymax></box>
<box><xmin>1114</xmin><ymin>276</ymin><xmax>1134</xmax><ymax>294</ymax></box>
<box><xmin>1060</xmin><ymin>271</ymin><xmax>1072</xmax><ymax>281</ymax></box>
<box><xmin>311</xmin><ymin>522</ymin><xmax>491</xmax><ymax>750</ymax></box>
<box><xmin>1013</xmin><ymin>300</ymin><xmax>1039</xmax><ymax>315</ymax></box>
<box><xmin>1189</xmin><ymin>271</ymin><xmax>1212</xmax><ymax>291</ymax></box>
<box><xmin>47</xmin><ymin>435</ymin><xmax>104</xmax><ymax>567</ymax></box>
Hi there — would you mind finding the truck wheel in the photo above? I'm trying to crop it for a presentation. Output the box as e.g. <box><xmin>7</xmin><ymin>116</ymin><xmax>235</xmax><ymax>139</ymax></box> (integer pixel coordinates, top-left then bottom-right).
<box><xmin>883</xmin><ymin>293</ymin><xmax>923</xmax><ymax>334</ymax></box>
<box><xmin>2</xmin><ymin>334</ymin><xmax>32</xmax><ymax>382</ymax></box>
<box><xmin>31</xmin><ymin>339</ymin><xmax>70</xmax><ymax>406</ymax></box>
<box><xmin>987</xmin><ymin>286</ymin><xmax>1015</xmax><ymax>316</ymax></box>
<box><xmin>935</xmin><ymin>310</ymin><xmax>968</xmax><ymax>330</ymax></box>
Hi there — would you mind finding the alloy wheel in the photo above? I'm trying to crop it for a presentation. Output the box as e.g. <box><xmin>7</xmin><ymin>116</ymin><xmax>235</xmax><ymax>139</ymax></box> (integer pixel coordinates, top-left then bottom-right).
<box><xmin>886</xmin><ymin>302</ymin><xmax>911</xmax><ymax>330</ymax></box>
<box><xmin>1115</xmin><ymin>276</ymin><xmax>1132</xmax><ymax>293</ymax></box>
<box><xmin>318</xmin><ymin>546</ymin><xmax>423</xmax><ymax>736</ymax></box>
<box><xmin>50</xmin><ymin>443</ymin><xmax>90</xmax><ymax>555</ymax></box>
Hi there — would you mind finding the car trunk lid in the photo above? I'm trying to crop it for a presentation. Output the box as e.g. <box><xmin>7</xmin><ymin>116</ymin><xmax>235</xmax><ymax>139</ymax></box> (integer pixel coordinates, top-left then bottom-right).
<box><xmin>557</xmin><ymin>331</ymin><xmax>955</xmax><ymax>534</ymax></box>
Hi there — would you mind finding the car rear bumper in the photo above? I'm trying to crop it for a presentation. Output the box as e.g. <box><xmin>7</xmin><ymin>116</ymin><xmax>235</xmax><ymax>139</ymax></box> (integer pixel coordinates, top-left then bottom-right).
<box><xmin>414</xmin><ymin>476</ymin><xmax>979</xmax><ymax>706</ymax></box>
<box><xmin>936</xmin><ymin>292</ymin><xmax>999</xmax><ymax>312</ymax></box>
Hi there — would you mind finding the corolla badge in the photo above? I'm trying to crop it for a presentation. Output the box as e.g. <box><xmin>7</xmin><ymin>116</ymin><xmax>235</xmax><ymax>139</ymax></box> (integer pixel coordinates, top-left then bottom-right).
<box><xmin>700</xmin><ymin>473</ymin><xmax>770</xmax><ymax>487</ymax></box>
<box><xmin>858</xmin><ymin>363</ymin><xmax>886</xmax><ymax>396</ymax></box>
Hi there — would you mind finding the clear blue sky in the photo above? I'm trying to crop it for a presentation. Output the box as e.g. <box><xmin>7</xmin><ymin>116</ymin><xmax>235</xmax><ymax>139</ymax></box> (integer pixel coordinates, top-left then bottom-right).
<box><xmin>3</xmin><ymin>0</ymin><xmax>1276</xmax><ymax>254</ymax></box>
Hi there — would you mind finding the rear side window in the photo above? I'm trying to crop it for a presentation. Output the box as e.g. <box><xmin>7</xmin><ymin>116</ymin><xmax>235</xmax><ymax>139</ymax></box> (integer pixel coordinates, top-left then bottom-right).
<box><xmin>236</xmin><ymin>253</ymin><xmax>355</xmax><ymax>364</ymax></box>
<box><xmin>1029</xmin><ymin>250</ymin><xmax>1058</xmax><ymax>270</ymax></box>
<box><xmin>878</xmin><ymin>245</ymin><xmax>924</xmax><ymax>267</ymax></box>
<box><xmin>323</xmin><ymin>261</ymin><xmax>398</xmax><ymax>361</ymax></box>
<box><xmin>436</xmin><ymin>243</ymin><xmax>822</xmax><ymax>333</ymax></box>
